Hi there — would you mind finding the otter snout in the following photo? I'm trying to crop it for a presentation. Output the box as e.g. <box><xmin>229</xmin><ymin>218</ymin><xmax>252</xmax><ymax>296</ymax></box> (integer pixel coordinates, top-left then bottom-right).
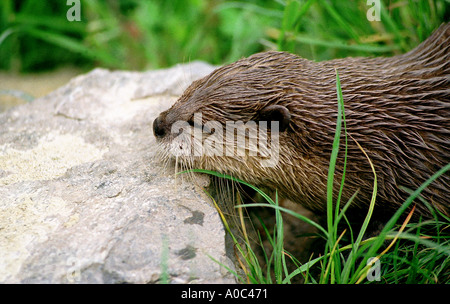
<box><xmin>153</xmin><ymin>109</ymin><xmax>194</xmax><ymax>139</ymax></box>
<box><xmin>153</xmin><ymin>115</ymin><xmax>166</xmax><ymax>138</ymax></box>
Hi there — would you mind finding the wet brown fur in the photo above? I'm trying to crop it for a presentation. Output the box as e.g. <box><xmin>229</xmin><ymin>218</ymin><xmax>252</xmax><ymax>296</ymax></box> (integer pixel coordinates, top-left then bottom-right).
<box><xmin>154</xmin><ymin>23</ymin><xmax>450</xmax><ymax>223</ymax></box>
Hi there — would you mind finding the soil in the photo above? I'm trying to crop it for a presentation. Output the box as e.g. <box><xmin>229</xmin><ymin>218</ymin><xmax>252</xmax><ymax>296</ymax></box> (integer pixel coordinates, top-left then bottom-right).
<box><xmin>0</xmin><ymin>67</ymin><xmax>82</xmax><ymax>112</ymax></box>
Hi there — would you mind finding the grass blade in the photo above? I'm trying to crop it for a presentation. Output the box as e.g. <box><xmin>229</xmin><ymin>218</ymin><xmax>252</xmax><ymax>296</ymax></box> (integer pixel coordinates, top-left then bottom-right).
<box><xmin>22</xmin><ymin>27</ymin><xmax>121</xmax><ymax>67</ymax></box>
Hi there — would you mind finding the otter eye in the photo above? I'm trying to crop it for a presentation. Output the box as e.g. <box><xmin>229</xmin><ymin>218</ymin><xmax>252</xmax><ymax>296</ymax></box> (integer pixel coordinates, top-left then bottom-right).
<box><xmin>187</xmin><ymin>116</ymin><xmax>202</xmax><ymax>129</ymax></box>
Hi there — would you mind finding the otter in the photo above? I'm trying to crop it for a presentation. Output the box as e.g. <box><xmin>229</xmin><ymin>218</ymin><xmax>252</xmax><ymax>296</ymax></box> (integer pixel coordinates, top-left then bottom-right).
<box><xmin>153</xmin><ymin>23</ymin><xmax>449</xmax><ymax>225</ymax></box>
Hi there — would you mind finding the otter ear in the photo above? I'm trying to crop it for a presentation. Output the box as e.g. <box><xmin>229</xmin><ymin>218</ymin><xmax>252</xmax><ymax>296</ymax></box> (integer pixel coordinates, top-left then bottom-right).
<box><xmin>257</xmin><ymin>105</ymin><xmax>291</xmax><ymax>132</ymax></box>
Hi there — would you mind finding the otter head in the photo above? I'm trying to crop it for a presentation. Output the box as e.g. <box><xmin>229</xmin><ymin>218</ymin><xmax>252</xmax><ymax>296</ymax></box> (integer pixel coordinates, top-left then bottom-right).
<box><xmin>152</xmin><ymin>52</ymin><xmax>300</xmax><ymax>182</ymax></box>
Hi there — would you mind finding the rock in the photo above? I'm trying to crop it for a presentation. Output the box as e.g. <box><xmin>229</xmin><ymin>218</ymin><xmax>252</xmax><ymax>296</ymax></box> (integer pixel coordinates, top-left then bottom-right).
<box><xmin>0</xmin><ymin>62</ymin><xmax>237</xmax><ymax>283</ymax></box>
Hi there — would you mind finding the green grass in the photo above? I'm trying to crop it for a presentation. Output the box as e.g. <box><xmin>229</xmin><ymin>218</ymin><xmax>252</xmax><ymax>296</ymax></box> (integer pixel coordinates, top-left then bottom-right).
<box><xmin>0</xmin><ymin>0</ymin><xmax>448</xmax><ymax>72</ymax></box>
<box><xmin>192</xmin><ymin>165</ymin><xmax>450</xmax><ymax>284</ymax></box>
<box><xmin>187</xmin><ymin>70</ymin><xmax>450</xmax><ymax>284</ymax></box>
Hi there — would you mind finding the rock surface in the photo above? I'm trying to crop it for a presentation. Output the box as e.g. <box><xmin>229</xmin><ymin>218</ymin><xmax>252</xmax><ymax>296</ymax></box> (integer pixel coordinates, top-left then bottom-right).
<box><xmin>0</xmin><ymin>62</ymin><xmax>237</xmax><ymax>283</ymax></box>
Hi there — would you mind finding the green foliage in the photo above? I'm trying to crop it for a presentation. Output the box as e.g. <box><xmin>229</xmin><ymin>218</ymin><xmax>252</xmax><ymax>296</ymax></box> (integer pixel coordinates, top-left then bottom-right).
<box><xmin>190</xmin><ymin>162</ymin><xmax>450</xmax><ymax>284</ymax></box>
<box><xmin>1</xmin><ymin>0</ymin><xmax>448</xmax><ymax>72</ymax></box>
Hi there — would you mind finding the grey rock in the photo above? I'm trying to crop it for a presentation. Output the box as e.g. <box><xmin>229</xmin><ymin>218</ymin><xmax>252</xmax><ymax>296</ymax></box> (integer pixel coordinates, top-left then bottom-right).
<box><xmin>0</xmin><ymin>62</ymin><xmax>236</xmax><ymax>283</ymax></box>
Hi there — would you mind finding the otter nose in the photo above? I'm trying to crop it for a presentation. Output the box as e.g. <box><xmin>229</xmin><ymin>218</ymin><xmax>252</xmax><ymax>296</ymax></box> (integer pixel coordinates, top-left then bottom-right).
<box><xmin>153</xmin><ymin>116</ymin><xmax>166</xmax><ymax>138</ymax></box>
